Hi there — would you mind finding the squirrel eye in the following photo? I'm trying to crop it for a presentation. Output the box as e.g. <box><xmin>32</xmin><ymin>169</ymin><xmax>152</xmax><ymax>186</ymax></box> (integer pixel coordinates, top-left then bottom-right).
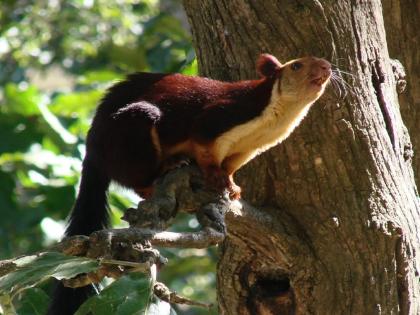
<box><xmin>291</xmin><ymin>62</ymin><xmax>303</xmax><ymax>71</ymax></box>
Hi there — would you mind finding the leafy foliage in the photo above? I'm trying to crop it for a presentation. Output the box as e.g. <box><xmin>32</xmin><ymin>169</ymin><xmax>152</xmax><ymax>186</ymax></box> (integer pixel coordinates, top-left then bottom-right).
<box><xmin>0</xmin><ymin>0</ymin><xmax>217</xmax><ymax>314</ymax></box>
<box><xmin>0</xmin><ymin>253</ymin><xmax>178</xmax><ymax>315</ymax></box>
<box><xmin>0</xmin><ymin>252</ymin><xmax>99</xmax><ymax>296</ymax></box>
<box><xmin>15</xmin><ymin>288</ymin><xmax>51</xmax><ymax>315</ymax></box>
<box><xmin>75</xmin><ymin>274</ymin><xmax>155</xmax><ymax>315</ymax></box>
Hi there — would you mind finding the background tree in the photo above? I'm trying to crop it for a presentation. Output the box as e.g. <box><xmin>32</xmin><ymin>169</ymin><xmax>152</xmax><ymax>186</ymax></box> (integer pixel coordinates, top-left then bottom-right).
<box><xmin>182</xmin><ymin>0</ymin><xmax>420</xmax><ymax>314</ymax></box>
<box><xmin>0</xmin><ymin>1</ymin><xmax>216</xmax><ymax>314</ymax></box>
<box><xmin>383</xmin><ymin>0</ymin><xmax>420</xmax><ymax>188</ymax></box>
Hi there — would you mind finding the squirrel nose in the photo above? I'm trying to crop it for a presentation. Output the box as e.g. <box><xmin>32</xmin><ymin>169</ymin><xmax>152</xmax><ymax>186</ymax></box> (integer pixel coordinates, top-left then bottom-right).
<box><xmin>318</xmin><ymin>60</ymin><xmax>331</xmax><ymax>71</ymax></box>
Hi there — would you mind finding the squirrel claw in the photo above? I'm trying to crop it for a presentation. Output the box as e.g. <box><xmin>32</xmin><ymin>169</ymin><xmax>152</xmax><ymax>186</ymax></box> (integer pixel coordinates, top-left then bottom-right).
<box><xmin>228</xmin><ymin>183</ymin><xmax>241</xmax><ymax>200</ymax></box>
<box><xmin>202</xmin><ymin>166</ymin><xmax>241</xmax><ymax>200</ymax></box>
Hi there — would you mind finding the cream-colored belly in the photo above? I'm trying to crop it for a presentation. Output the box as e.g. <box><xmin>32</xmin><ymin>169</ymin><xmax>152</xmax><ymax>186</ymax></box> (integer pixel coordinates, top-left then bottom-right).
<box><xmin>214</xmin><ymin>102</ymin><xmax>312</xmax><ymax>170</ymax></box>
<box><xmin>230</xmin><ymin>125</ymin><xmax>283</xmax><ymax>157</ymax></box>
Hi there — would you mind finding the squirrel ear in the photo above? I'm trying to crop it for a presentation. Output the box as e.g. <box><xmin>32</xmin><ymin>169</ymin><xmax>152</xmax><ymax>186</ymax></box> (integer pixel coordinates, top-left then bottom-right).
<box><xmin>256</xmin><ymin>54</ymin><xmax>282</xmax><ymax>78</ymax></box>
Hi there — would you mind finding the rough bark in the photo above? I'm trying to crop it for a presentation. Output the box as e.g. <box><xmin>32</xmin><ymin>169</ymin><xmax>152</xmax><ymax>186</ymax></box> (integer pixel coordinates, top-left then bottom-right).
<box><xmin>183</xmin><ymin>1</ymin><xmax>420</xmax><ymax>314</ymax></box>
<box><xmin>382</xmin><ymin>0</ymin><xmax>420</xmax><ymax>189</ymax></box>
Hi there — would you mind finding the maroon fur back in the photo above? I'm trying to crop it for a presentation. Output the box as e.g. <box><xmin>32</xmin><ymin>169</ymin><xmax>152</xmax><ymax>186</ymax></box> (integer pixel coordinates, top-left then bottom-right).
<box><xmin>99</xmin><ymin>74</ymin><xmax>276</xmax><ymax>143</ymax></box>
<box><xmin>87</xmin><ymin>72</ymin><xmax>276</xmax><ymax>189</ymax></box>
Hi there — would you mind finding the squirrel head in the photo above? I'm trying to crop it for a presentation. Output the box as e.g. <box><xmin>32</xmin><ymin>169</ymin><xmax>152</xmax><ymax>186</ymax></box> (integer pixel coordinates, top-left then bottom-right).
<box><xmin>257</xmin><ymin>54</ymin><xmax>331</xmax><ymax>105</ymax></box>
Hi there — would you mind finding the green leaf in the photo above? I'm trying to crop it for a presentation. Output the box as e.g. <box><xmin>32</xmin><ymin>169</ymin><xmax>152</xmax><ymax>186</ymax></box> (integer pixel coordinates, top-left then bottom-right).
<box><xmin>180</xmin><ymin>58</ymin><xmax>198</xmax><ymax>76</ymax></box>
<box><xmin>48</xmin><ymin>90</ymin><xmax>102</xmax><ymax>118</ymax></box>
<box><xmin>108</xmin><ymin>44</ymin><xmax>148</xmax><ymax>71</ymax></box>
<box><xmin>3</xmin><ymin>83</ymin><xmax>41</xmax><ymax>116</ymax></box>
<box><xmin>38</xmin><ymin>184</ymin><xmax>76</xmax><ymax>216</ymax></box>
<box><xmin>78</xmin><ymin>70</ymin><xmax>122</xmax><ymax>85</ymax></box>
<box><xmin>76</xmin><ymin>274</ymin><xmax>152</xmax><ymax>315</ymax></box>
<box><xmin>37</xmin><ymin>102</ymin><xmax>78</xmax><ymax>145</ymax></box>
<box><xmin>0</xmin><ymin>252</ymin><xmax>99</xmax><ymax>296</ymax></box>
<box><xmin>15</xmin><ymin>288</ymin><xmax>51</xmax><ymax>315</ymax></box>
<box><xmin>0</xmin><ymin>114</ymin><xmax>44</xmax><ymax>155</ymax></box>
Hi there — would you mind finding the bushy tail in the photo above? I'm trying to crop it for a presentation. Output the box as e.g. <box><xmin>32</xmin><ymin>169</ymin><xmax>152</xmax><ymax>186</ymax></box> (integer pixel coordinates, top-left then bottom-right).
<box><xmin>47</xmin><ymin>156</ymin><xmax>110</xmax><ymax>315</ymax></box>
<box><xmin>65</xmin><ymin>155</ymin><xmax>110</xmax><ymax>236</ymax></box>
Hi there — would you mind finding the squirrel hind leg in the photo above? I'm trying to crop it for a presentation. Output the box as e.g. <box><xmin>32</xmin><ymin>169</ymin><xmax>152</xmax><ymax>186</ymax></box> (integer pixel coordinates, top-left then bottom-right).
<box><xmin>192</xmin><ymin>143</ymin><xmax>242</xmax><ymax>199</ymax></box>
<box><xmin>199</xmin><ymin>164</ymin><xmax>241</xmax><ymax>200</ymax></box>
<box><xmin>220</xmin><ymin>152</ymin><xmax>258</xmax><ymax>199</ymax></box>
<box><xmin>100</xmin><ymin>101</ymin><xmax>163</xmax><ymax>190</ymax></box>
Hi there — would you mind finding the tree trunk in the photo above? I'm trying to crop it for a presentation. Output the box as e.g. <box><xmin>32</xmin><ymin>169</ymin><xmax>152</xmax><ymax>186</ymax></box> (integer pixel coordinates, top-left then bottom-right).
<box><xmin>382</xmin><ymin>0</ymin><xmax>420</xmax><ymax>189</ymax></box>
<box><xmin>183</xmin><ymin>1</ymin><xmax>420</xmax><ymax>314</ymax></box>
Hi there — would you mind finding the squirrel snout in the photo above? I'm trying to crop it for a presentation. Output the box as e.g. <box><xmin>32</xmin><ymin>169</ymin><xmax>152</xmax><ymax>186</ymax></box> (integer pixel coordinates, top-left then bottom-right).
<box><xmin>317</xmin><ymin>60</ymin><xmax>332</xmax><ymax>76</ymax></box>
<box><xmin>319</xmin><ymin>59</ymin><xmax>331</xmax><ymax>71</ymax></box>
<box><xmin>310</xmin><ymin>59</ymin><xmax>331</xmax><ymax>85</ymax></box>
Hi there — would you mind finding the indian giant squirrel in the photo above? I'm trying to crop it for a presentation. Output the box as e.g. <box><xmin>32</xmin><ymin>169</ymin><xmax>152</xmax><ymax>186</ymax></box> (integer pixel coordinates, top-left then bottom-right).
<box><xmin>47</xmin><ymin>53</ymin><xmax>331</xmax><ymax>315</ymax></box>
